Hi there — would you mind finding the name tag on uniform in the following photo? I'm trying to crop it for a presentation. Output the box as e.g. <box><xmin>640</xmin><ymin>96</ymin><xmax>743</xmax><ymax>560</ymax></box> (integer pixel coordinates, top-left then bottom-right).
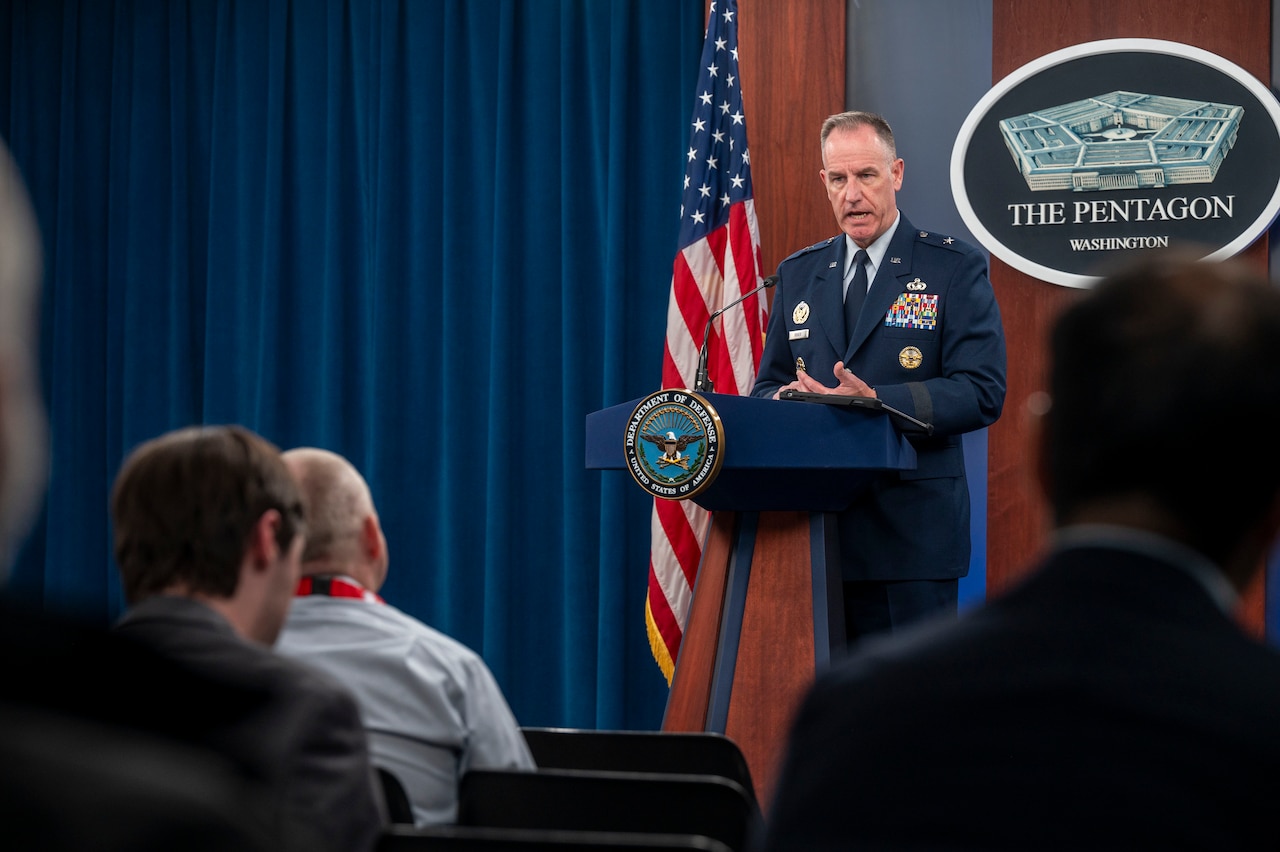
<box><xmin>788</xmin><ymin>329</ymin><xmax>810</xmax><ymax>340</ymax></box>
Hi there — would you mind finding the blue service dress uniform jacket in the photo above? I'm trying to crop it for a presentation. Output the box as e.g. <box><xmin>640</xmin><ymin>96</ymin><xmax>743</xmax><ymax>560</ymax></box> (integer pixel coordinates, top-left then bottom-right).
<box><xmin>751</xmin><ymin>213</ymin><xmax>1006</xmax><ymax>582</ymax></box>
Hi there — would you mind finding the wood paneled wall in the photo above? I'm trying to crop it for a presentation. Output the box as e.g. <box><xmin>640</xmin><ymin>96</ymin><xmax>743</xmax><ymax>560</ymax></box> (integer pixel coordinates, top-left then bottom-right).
<box><xmin>737</xmin><ymin>0</ymin><xmax>845</xmax><ymax>276</ymax></box>
<box><xmin>987</xmin><ymin>0</ymin><xmax>1271</xmax><ymax>632</ymax></box>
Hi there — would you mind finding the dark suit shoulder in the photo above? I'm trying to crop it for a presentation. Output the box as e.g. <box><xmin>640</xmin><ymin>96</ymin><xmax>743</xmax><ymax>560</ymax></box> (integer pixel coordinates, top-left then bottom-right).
<box><xmin>115</xmin><ymin>597</ymin><xmax>358</xmax><ymax>717</ymax></box>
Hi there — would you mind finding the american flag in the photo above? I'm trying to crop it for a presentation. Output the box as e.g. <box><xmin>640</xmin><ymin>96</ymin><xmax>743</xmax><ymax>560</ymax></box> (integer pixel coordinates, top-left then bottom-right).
<box><xmin>647</xmin><ymin>0</ymin><xmax>766</xmax><ymax>683</ymax></box>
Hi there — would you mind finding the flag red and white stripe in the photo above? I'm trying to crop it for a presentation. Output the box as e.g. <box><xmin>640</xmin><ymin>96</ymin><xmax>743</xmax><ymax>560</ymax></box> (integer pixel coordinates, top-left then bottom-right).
<box><xmin>647</xmin><ymin>0</ymin><xmax>767</xmax><ymax>683</ymax></box>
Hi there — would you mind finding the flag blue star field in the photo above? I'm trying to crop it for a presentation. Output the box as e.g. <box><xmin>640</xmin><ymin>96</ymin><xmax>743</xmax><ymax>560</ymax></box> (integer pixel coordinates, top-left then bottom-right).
<box><xmin>648</xmin><ymin>0</ymin><xmax>766</xmax><ymax>683</ymax></box>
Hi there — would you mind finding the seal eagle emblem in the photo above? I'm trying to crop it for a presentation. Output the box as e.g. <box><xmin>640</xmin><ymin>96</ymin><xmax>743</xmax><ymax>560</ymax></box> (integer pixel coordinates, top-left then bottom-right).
<box><xmin>641</xmin><ymin>430</ymin><xmax>699</xmax><ymax>470</ymax></box>
<box><xmin>623</xmin><ymin>390</ymin><xmax>725</xmax><ymax>500</ymax></box>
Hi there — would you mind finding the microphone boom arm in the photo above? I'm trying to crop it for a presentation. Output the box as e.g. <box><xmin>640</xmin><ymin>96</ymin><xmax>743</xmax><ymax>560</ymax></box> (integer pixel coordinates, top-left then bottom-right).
<box><xmin>692</xmin><ymin>275</ymin><xmax>778</xmax><ymax>394</ymax></box>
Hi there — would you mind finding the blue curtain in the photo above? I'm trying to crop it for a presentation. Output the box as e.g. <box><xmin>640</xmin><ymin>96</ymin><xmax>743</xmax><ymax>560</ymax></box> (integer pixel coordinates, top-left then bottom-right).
<box><xmin>0</xmin><ymin>0</ymin><xmax>705</xmax><ymax>730</ymax></box>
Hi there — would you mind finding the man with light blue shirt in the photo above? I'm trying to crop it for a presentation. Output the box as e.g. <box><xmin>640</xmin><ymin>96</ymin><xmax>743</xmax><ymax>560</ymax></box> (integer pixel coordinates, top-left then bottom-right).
<box><xmin>762</xmin><ymin>253</ymin><xmax>1280</xmax><ymax>850</ymax></box>
<box><xmin>276</xmin><ymin>447</ymin><xmax>534</xmax><ymax>826</ymax></box>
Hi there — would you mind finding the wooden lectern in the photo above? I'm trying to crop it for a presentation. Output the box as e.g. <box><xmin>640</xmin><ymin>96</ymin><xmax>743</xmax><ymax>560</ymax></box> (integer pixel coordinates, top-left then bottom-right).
<box><xmin>585</xmin><ymin>393</ymin><xmax>917</xmax><ymax>808</ymax></box>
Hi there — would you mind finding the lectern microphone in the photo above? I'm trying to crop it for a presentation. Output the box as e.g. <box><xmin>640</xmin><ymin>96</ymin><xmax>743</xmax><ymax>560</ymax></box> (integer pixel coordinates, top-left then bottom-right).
<box><xmin>693</xmin><ymin>275</ymin><xmax>778</xmax><ymax>394</ymax></box>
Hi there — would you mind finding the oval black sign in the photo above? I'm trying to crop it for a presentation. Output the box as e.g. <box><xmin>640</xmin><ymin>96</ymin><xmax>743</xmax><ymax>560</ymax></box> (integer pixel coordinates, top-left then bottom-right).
<box><xmin>951</xmin><ymin>39</ymin><xmax>1280</xmax><ymax>288</ymax></box>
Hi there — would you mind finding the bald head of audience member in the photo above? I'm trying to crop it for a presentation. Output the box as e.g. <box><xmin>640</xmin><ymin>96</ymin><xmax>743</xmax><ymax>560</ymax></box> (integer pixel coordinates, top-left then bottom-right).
<box><xmin>281</xmin><ymin>448</ymin><xmax>389</xmax><ymax>591</ymax></box>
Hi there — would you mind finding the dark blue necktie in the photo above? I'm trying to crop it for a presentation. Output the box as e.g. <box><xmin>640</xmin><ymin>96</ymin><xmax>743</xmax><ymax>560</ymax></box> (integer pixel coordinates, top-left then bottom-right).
<box><xmin>844</xmin><ymin>249</ymin><xmax>869</xmax><ymax>344</ymax></box>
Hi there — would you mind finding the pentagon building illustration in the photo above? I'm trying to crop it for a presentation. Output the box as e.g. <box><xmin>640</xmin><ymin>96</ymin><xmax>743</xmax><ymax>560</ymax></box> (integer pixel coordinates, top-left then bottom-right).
<box><xmin>999</xmin><ymin>91</ymin><xmax>1243</xmax><ymax>192</ymax></box>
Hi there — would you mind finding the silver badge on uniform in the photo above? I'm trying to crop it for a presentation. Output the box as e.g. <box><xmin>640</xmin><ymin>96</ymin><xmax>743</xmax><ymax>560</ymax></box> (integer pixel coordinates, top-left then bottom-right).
<box><xmin>792</xmin><ymin>301</ymin><xmax>810</xmax><ymax>324</ymax></box>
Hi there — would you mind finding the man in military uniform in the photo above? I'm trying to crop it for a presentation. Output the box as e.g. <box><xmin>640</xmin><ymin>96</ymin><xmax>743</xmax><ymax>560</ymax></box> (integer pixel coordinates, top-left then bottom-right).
<box><xmin>751</xmin><ymin>111</ymin><xmax>1006</xmax><ymax>645</ymax></box>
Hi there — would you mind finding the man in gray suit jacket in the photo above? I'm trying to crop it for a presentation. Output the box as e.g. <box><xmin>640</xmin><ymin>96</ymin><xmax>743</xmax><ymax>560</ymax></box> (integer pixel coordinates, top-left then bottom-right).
<box><xmin>111</xmin><ymin>425</ymin><xmax>384</xmax><ymax>852</ymax></box>
<box><xmin>762</xmin><ymin>252</ymin><xmax>1280</xmax><ymax>850</ymax></box>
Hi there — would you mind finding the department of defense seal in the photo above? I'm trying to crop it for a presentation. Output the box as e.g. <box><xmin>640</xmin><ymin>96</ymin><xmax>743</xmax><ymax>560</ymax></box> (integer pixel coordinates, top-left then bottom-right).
<box><xmin>792</xmin><ymin>301</ymin><xmax>810</xmax><ymax>324</ymax></box>
<box><xmin>623</xmin><ymin>390</ymin><xmax>725</xmax><ymax>501</ymax></box>
<box><xmin>899</xmin><ymin>346</ymin><xmax>923</xmax><ymax>369</ymax></box>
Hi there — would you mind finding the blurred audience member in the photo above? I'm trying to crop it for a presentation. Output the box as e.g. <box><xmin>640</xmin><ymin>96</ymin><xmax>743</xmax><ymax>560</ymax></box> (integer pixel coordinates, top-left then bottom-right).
<box><xmin>0</xmin><ymin>137</ymin><xmax>45</xmax><ymax>576</ymax></box>
<box><xmin>763</xmin><ymin>253</ymin><xmax>1280</xmax><ymax>850</ymax></box>
<box><xmin>0</xmin><ymin>139</ymin><xmax>271</xmax><ymax>851</ymax></box>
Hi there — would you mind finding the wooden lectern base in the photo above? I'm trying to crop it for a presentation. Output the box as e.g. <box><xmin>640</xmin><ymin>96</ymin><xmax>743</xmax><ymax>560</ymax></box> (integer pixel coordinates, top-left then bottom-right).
<box><xmin>662</xmin><ymin>509</ymin><xmax>842</xmax><ymax>811</ymax></box>
<box><xmin>587</xmin><ymin>393</ymin><xmax>914</xmax><ymax>808</ymax></box>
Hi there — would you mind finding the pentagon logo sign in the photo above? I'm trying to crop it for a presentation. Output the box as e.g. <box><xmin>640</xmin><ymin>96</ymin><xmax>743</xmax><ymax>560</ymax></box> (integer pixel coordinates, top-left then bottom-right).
<box><xmin>951</xmin><ymin>39</ymin><xmax>1280</xmax><ymax>288</ymax></box>
<box><xmin>624</xmin><ymin>390</ymin><xmax>724</xmax><ymax>501</ymax></box>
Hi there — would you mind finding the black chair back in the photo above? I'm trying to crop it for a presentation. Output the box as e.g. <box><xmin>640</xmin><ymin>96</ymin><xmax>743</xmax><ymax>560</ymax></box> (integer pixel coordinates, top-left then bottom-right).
<box><xmin>377</xmin><ymin>767</ymin><xmax>415</xmax><ymax>825</ymax></box>
<box><xmin>456</xmin><ymin>768</ymin><xmax>759</xmax><ymax>852</ymax></box>
<box><xmin>519</xmin><ymin>728</ymin><xmax>757</xmax><ymax>808</ymax></box>
<box><xmin>377</xmin><ymin>824</ymin><xmax>733</xmax><ymax>851</ymax></box>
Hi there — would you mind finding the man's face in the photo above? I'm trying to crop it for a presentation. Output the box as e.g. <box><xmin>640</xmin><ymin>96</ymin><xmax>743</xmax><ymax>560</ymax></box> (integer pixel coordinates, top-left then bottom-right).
<box><xmin>820</xmin><ymin>124</ymin><xmax>904</xmax><ymax>248</ymax></box>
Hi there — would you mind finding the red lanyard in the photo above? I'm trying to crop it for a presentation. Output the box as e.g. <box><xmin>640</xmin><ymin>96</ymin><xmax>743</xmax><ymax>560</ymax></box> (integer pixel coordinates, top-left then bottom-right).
<box><xmin>295</xmin><ymin>575</ymin><xmax>384</xmax><ymax>604</ymax></box>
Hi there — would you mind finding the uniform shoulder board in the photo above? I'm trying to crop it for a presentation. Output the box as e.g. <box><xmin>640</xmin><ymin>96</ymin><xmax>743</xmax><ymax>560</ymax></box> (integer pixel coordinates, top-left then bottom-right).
<box><xmin>915</xmin><ymin>229</ymin><xmax>971</xmax><ymax>253</ymax></box>
<box><xmin>781</xmin><ymin>235</ymin><xmax>838</xmax><ymax>264</ymax></box>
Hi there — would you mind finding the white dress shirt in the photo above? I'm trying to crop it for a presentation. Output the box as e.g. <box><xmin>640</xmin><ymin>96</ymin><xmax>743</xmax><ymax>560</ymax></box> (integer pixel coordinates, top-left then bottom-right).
<box><xmin>277</xmin><ymin>588</ymin><xmax>535</xmax><ymax>825</ymax></box>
